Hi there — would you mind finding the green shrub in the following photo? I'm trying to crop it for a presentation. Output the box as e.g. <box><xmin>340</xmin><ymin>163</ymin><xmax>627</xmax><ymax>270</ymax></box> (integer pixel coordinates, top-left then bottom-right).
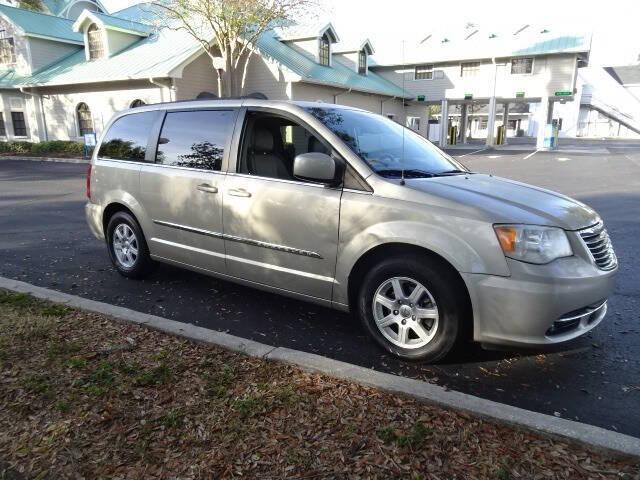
<box><xmin>0</xmin><ymin>140</ymin><xmax>85</xmax><ymax>157</ymax></box>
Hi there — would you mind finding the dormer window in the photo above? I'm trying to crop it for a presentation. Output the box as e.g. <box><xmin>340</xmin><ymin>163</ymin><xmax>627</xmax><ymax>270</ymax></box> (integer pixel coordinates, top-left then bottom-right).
<box><xmin>0</xmin><ymin>29</ymin><xmax>15</xmax><ymax>65</ymax></box>
<box><xmin>358</xmin><ymin>49</ymin><xmax>367</xmax><ymax>75</ymax></box>
<box><xmin>319</xmin><ymin>33</ymin><xmax>330</xmax><ymax>66</ymax></box>
<box><xmin>87</xmin><ymin>23</ymin><xmax>105</xmax><ymax>60</ymax></box>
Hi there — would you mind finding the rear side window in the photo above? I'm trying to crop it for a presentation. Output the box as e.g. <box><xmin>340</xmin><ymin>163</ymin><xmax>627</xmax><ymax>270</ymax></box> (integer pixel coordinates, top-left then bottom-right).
<box><xmin>98</xmin><ymin>111</ymin><xmax>158</xmax><ymax>161</ymax></box>
<box><xmin>155</xmin><ymin>110</ymin><xmax>235</xmax><ymax>171</ymax></box>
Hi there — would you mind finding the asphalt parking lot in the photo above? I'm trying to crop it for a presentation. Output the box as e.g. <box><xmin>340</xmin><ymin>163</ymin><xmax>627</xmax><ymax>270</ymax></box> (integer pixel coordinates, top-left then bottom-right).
<box><xmin>1</xmin><ymin>145</ymin><xmax>639</xmax><ymax>437</ymax></box>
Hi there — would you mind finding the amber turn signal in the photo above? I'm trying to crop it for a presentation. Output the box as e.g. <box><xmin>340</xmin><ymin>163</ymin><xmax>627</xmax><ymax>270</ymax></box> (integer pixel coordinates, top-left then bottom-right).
<box><xmin>495</xmin><ymin>226</ymin><xmax>518</xmax><ymax>254</ymax></box>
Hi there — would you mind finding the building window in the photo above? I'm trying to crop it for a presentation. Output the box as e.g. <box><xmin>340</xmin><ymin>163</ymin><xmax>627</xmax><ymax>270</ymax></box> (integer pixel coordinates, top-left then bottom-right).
<box><xmin>406</xmin><ymin>116</ymin><xmax>421</xmax><ymax>131</ymax></box>
<box><xmin>130</xmin><ymin>99</ymin><xmax>146</xmax><ymax>108</ymax></box>
<box><xmin>460</xmin><ymin>62</ymin><xmax>480</xmax><ymax>77</ymax></box>
<box><xmin>0</xmin><ymin>113</ymin><xmax>6</xmax><ymax>136</ymax></box>
<box><xmin>11</xmin><ymin>112</ymin><xmax>27</xmax><ymax>136</ymax></box>
<box><xmin>479</xmin><ymin>118</ymin><xmax>488</xmax><ymax>129</ymax></box>
<box><xmin>319</xmin><ymin>33</ymin><xmax>330</xmax><ymax>66</ymax></box>
<box><xmin>87</xmin><ymin>23</ymin><xmax>105</xmax><ymax>60</ymax></box>
<box><xmin>0</xmin><ymin>29</ymin><xmax>15</xmax><ymax>65</ymax></box>
<box><xmin>358</xmin><ymin>49</ymin><xmax>367</xmax><ymax>75</ymax></box>
<box><xmin>511</xmin><ymin>57</ymin><xmax>533</xmax><ymax>74</ymax></box>
<box><xmin>76</xmin><ymin>103</ymin><xmax>94</xmax><ymax>136</ymax></box>
<box><xmin>414</xmin><ymin>64</ymin><xmax>433</xmax><ymax>80</ymax></box>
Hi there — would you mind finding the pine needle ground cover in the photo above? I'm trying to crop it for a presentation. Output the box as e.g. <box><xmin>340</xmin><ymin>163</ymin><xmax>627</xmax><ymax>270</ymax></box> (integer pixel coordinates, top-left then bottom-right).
<box><xmin>0</xmin><ymin>290</ymin><xmax>638</xmax><ymax>479</ymax></box>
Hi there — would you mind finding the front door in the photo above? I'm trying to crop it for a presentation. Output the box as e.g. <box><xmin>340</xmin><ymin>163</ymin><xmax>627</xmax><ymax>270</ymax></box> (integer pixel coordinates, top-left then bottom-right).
<box><xmin>222</xmin><ymin>110</ymin><xmax>342</xmax><ymax>300</ymax></box>
<box><xmin>139</xmin><ymin>108</ymin><xmax>237</xmax><ymax>274</ymax></box>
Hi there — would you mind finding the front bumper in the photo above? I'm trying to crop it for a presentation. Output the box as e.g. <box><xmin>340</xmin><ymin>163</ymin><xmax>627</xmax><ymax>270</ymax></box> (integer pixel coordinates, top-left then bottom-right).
<box><xmin>462</xmin><ymin>255</ymin><xmax>617</xmax><ymax>347</ymax></box>
<box><xmin>85</xmin><ymin>202</ymin><xmax>104</xmax><ymax>240</ymax></box>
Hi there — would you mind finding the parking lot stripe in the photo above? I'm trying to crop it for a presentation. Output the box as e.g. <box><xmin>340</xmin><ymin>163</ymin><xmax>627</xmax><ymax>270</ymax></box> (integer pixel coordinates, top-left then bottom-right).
<box><xmin>456</xmin><ymin>147</ymin><xmax>488</xmax><ymax>158</ymax></box>
<box><xmin>523</xmin><ymin>150</ymin><xmax>539</xmax><ymax>160</ymax></box>
<box><xmin>1</xmin><ymin>275</ymin><xmax>639</xmax><ymax>459</ymax></box>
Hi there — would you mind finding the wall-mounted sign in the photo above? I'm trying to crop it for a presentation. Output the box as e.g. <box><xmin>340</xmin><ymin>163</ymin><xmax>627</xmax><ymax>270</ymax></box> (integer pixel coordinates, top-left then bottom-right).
<box><xmin>464</xmin><ymin>93</ymin><xmax>473</xmax><ymax>100</ymax></box>
<box><xmin>516</xmin><ymin>91</ymin><xmax>525</xmax><ymax>98</ymax></box>
<box><xmin>84</xmin><ymin>133</ymin><xmax>97</xmax><ymax>147</ymax></box>
<box><xmin>416</xmin><ymin>95</ymin><xmax>425</xmax><ymax>101</ymax></box>
<box><xmin>554</xmin><ymin>90</ymin><xmax>572</xmax><ymax>97</ymax></box>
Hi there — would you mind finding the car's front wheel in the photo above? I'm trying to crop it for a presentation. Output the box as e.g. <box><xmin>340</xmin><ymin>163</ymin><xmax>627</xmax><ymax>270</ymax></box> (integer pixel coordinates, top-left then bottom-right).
<box><xmin>357</xmin><ymin>254</ymin><xmax>468</xmax><ymax>362</ymax></box>
<box><xmin>106</xmin><ymin>211</ymin><xmax>154</xmax><ymax>279</ymax></box>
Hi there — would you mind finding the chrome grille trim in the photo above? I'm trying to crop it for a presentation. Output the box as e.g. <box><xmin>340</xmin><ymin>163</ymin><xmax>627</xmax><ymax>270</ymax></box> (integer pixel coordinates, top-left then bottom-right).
<box><xmin>579</xmin><ymin>221</ymin><xmax>617</xmax><ymax>271</ymax></box>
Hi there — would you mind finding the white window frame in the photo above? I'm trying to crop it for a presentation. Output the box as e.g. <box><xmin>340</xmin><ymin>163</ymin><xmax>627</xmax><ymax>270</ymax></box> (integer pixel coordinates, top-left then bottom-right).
<box><xmin>510</xmin><ymin>57</ymin><xmax>534</xmax><ymax>75</ymax></box>
<box><xmin>0</xmin><ymin>29</ymin><xmax>16</xmax><ymax>66</ymax></box>
<box><xmin>9</xmin><ymin>97</ymin><xmax>28</xmax><ymax>138</ymax></box>
<box><xmin>406</xmin><ymin>116</ymin><xmax>421</xmax><ymax>131</ymax></box>
<box><xmin>414</xmin><ymin>64</ymin><xmax>433</xmax><ymax>80</ymax></box>
<box><xmin>358</xmin><ymin>49</ymin><xmax>367</xmax><ymax>75</ymax></box>
<box><xmin>318</xmin><ymin>33</ymin><xmax>331</xmax><ymax>66</ymax></box>
<box><xmin>86</xmin><ymin>23</ymin><xmax>106</xmax><ymax>61</ymax></box>
<box><xmin>460</xmin><ymin>62</ymin><xmax>481</xmax><ymax>78</ymax></box>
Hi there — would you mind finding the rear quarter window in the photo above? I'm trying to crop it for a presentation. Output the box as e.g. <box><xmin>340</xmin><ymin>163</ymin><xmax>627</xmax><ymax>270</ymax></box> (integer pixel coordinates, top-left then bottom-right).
<box><xmin>98</xmin><ymin>111</ymin><xmax>159</xmax><ymax>161</ymax></box>
<box><xmin>155</xmin><ymin>109</ymin><xmax>235</xmax><ymax>171</ymax></box>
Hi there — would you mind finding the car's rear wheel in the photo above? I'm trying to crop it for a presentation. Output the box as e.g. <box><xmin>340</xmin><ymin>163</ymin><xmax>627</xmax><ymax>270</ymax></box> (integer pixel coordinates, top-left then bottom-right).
<box><xmin>357</xmin><ymin>254</ymin><xmax>468</xmax><ymax>362</ymax></box>
<box><xmin>106</xmin><ymin>211</ymin><xmax>154</xmax><ymax>279</ymax></box>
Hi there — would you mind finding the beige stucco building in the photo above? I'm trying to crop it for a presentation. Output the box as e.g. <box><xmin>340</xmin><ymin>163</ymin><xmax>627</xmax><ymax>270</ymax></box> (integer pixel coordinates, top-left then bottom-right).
<box><xmin>0</xmin><ymin>2</ymin><xmax>609</xmax><ymax>147</ymax></box>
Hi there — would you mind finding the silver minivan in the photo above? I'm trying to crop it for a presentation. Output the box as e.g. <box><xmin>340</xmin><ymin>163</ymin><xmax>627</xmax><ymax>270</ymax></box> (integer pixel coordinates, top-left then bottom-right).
<box><xmin>86</xmin><ymin>99</ymin><xmax>617</xmax><ymax>362</ymax></box>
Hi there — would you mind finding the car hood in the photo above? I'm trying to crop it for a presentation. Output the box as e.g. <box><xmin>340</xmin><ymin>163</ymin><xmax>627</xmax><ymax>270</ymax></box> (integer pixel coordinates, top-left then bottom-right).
<box><xmin>403</xmin><ymin>173</ymin><xmax>599</xmax><ymax>230</ymax></box>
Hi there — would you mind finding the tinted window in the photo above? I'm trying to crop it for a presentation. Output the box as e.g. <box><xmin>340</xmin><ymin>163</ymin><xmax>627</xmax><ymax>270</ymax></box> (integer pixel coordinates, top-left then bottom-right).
<box><xmin>99</xmin><ymin>111</ymin><xmax>158</xmax><ymax>161</ymax></box>
<box><xmin>156</xmin><ymin>110</ymin><xmax>234</xmax><ymax>171</ymax></box>
<box><xmin>305</xmin><ymin>107</ymin><xmax>467</xmax><ymax>178</ymax></box>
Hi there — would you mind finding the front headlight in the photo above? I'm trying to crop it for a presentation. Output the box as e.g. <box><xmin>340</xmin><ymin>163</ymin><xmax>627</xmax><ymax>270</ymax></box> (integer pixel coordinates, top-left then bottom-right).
<box><xmin>494</xmin><ymin>225</ymin><xmax>573</xmax><ymax>264</ymax></box>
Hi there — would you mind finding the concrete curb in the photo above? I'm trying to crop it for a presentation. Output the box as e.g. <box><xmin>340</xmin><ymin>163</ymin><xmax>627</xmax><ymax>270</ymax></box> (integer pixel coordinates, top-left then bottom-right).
<box><xmin>1</xmin><ymin>275</ymin><xmax>639</xmax><ymax>459</ymax></box>
<box><xmin>0</xmin><ymin>156</ymin><xmax>88</xmax><ymax>164</ymax></box>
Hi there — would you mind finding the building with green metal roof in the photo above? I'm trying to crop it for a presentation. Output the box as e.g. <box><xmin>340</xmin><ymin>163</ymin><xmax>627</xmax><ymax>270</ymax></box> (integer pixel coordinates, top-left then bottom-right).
<box><xmin>0</xmin><ymin>3</ymin><xmax>595</xmax><ymax>146</ymax></box>
<box><xmin>0</xmin><ymin>2</ymin><xmax>413</xmax><ymax>143</ymax></box>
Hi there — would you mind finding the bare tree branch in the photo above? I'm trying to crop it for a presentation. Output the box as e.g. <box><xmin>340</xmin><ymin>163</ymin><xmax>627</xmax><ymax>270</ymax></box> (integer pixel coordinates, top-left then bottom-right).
<box><xmin>154</xmin><ymin>0</ymin><xmax>318</xmax><ymax>97</ymax></box>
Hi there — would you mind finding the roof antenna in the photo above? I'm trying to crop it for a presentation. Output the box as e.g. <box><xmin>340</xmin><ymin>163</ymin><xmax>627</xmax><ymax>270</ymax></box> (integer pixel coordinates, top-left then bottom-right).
<box><xmin>400</xmin><ymin>39</ymin><xmax>406</xmax><ymax>186</ymax></box>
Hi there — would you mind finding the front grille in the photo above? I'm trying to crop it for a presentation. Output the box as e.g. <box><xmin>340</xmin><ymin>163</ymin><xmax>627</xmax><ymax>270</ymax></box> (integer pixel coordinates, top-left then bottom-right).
<box><xmin>579</xmin><ymin>222</ymin><xmax>617</xmax><ymax>271</ymax></box>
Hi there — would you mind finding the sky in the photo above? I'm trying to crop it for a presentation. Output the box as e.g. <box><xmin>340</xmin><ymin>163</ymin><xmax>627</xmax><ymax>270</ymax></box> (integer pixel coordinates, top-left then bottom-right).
<box><xmin>107</xmin><ymin>0</ymin><xmax>640</xmax><ymax>67</ymax></box>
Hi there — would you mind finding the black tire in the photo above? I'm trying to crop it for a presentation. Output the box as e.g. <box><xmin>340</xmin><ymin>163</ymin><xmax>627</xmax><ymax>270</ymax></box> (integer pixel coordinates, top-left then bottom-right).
<box><xmin>106</xmin><ymin>211</ymin><xmax>154</xmax><ymax>279</ymax></box>
<box><xmin>357</xmin><ymin>254</ymin><xmax>469</xmax><ymax>362</ymax></box>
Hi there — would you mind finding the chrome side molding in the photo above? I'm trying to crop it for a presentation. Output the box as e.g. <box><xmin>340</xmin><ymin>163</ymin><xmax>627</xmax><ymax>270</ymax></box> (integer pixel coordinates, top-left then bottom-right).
<box><xmin>153</xmin><ymin>220</ymin><xmax>323</xmax><ymax>259</ymax></box>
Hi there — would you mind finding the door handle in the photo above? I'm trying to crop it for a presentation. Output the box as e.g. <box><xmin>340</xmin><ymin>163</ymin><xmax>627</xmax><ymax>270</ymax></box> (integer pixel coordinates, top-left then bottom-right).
<box><xmin>228</xmin><ymin>188</ymin><xmax>252</xmax><ymax>198</ymax></box>
<box><xmin>197</xmin><ymin>184</ymin><xmax>218</xmax><ymax>194</ymax></box>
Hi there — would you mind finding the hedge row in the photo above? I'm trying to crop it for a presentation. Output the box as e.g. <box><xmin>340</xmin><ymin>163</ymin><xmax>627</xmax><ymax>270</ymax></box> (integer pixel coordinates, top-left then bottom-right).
<box><xmin>0</xmin><ymin>140</ymin><xmax>86</xmax><ymax>157</ymax></box>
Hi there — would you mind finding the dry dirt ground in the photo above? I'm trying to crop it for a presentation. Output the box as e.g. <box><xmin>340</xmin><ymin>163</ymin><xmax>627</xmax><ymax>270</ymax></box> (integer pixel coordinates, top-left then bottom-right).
<box><xmin>0</xmin><ymin>290</ymin><xmax>638</xmax><ymax>479</ymax></box>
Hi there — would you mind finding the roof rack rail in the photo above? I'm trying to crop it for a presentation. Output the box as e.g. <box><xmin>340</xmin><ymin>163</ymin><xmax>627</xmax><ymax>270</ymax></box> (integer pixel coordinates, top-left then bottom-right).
<box><xmin>130</xmin><ymin>92</ymin><xmax>269</xmax><ymax>109</ymax></box>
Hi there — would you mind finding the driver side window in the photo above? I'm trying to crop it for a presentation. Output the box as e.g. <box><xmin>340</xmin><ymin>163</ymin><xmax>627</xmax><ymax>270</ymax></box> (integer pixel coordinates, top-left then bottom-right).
<box><xmin>239</xmin><ymin>112</ymin><xmax>330</xmax><ymax>181</ymax></box>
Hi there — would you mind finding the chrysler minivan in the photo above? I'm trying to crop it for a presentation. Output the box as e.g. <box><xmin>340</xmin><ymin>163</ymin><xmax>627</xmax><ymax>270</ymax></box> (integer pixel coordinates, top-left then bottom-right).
<box><xmin>86</xmin><ymin>99</ymin><xmax>617</xmax><ymax>362</ymax></box>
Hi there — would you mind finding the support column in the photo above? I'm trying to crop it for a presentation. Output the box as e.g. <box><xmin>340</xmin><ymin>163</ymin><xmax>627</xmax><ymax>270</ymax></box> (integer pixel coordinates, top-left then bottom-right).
<box><xmin>439</xmin><ymin>99</ymin><xmax>449</xmax><ymax>147</ymax></box>
<box><xmin>459</xmin><ymin>104</ymin><xmax>468</xmax><ymax>144</ymax></box>
<box><xmin>485</xmin><ymin>96</ymin><xmax>497</xmax><ymax>146</ymax></box>
<box><xmin>536</xmin><ymin>96</ymin><xmax>550</xmax><ymax>149</ymax></box>
<box><xmin>502</xmin><ymin>103</ymin><xmax>509</xmax><ymax>144</ymax></box>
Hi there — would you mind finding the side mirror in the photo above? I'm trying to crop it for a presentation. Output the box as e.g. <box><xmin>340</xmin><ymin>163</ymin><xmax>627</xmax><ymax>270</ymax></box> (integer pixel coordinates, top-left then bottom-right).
<box><xmin>293</xmin><ymin>152</ymin><xmax>340</xmax><ymax>184</ymax></box>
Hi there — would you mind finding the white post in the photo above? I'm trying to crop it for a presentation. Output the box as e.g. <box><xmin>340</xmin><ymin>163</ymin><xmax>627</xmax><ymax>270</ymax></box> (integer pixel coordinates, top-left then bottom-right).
<box><xmin>502</xmin><ymin>102</ymin><xmax>509</xmax><ymax>144</ymax></box>
<box><xmin>536</xmin><ymin>96</ymin><xmax>550</xmax><ymax>149</ymax></box>
<box><xmin>439</xmin><ymin>99</ymin><xmax>449</xmax><ymax>147</ymax></box>
<box><xmin>485</xmin><ymin>96</ymin><xmax>497</xmax><ymax>146</ymax></box>
<box><xmin>459</xmin><ymin>104</ymin><xmax>468</xmax><ymax>144</ymax></box>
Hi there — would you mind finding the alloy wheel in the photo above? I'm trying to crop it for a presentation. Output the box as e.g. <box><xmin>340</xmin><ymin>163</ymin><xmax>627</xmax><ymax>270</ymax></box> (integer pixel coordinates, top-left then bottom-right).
<box><xmin>372</xmin><ymin>276</ymin><xmax>439</xmax><ymax>349</ymax></box>
<box><xmin>112</xmin><ymin>223</ymin><xmax>139</xmax><ymax>268</ymax></box>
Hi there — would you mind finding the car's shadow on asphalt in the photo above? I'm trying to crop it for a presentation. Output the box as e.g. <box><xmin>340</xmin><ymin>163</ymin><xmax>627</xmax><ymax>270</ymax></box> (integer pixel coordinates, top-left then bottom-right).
<box><xmin>142</xmin><ymin>261</ymin><xmax>579</xmax><ymax>370</ymax></box>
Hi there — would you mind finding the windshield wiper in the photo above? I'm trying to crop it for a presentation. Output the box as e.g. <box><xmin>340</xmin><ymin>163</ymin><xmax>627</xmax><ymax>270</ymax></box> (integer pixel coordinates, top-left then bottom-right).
<box><xmin>433</xmin><ymin>169</ymin><xmax>471</xmax><ymax>176</ymax></box>
<box><xmin>376</xmin><ymin>169</ymin><xmax>437</xmax><ymax>178</ymax></box>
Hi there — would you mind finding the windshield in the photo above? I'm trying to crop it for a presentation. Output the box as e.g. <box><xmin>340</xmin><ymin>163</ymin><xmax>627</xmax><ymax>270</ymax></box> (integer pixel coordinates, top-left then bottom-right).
<box><xmin>305</xmin><ymin>106</ymin><xmax>469</xmax><ymax>178</ymax></box>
